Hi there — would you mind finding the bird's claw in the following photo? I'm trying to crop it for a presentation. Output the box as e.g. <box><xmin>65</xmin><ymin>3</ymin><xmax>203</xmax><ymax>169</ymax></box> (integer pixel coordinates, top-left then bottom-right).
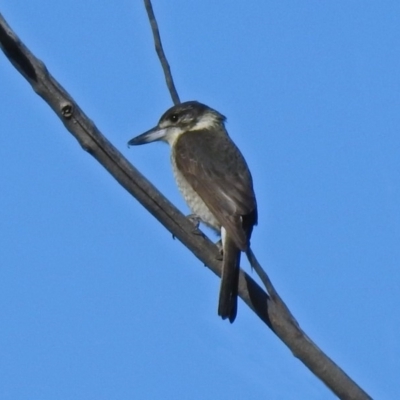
<box><xmin>187</xmin><ymin>214</ymin><xmax>204</xmax><ymax>236</ymax></box>
<box><xmin>187</xmin><ymin>214</ymin><xmax>201</xmax><ymax>228</ymax></box>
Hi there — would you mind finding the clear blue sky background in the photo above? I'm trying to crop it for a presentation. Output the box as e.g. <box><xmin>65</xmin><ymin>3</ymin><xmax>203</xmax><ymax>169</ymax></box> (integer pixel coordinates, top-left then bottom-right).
<box><xmin>1</xmin><ymin>1</ymin><xmax>399</xmax><ymax>399</ymax></box>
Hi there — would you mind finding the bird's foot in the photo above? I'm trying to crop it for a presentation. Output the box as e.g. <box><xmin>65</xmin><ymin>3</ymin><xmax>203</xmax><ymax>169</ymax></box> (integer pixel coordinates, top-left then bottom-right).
<box><xmin>186</xmin><ymin>214</ymin><xmax>205</xmax><ymax>236</ymax></box>
<box><xmin>171</xmin><ymin>214</ymin><xmax>204</xmax><ymax>240</ymax></box>
<box><xmin>187</xmin><ymin>214</ymin><xmax>201</xmax><ymax>228</ymax></box>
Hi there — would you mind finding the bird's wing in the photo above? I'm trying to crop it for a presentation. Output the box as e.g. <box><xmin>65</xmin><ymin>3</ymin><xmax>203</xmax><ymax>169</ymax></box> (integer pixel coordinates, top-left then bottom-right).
<box><xmin>174</xmin><ymin>129</ymin><xmax>257</xmax><ymax>250</ymax></box>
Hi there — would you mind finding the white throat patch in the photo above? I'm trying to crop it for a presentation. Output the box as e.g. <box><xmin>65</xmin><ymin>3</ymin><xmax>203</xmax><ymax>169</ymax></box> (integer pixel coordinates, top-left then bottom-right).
<box><xmin>192</xmin><ymin>113</ymin><xmax>220</xmax><ymax>131</ymax></box>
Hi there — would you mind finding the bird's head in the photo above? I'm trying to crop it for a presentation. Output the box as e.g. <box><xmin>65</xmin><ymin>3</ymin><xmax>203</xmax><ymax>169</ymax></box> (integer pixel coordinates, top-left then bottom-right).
<box><xmin>128</xmin><ymin>101</ymin><xmax>226</xmax><ymax>147</ymax></box>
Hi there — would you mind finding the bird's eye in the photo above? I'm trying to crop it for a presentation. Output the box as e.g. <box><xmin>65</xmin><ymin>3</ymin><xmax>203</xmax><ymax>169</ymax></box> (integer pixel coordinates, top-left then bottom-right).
<box><xmin>169</xmin><ymin>114</ymin><xmax>179</xmax><ymax>123</ymax></box>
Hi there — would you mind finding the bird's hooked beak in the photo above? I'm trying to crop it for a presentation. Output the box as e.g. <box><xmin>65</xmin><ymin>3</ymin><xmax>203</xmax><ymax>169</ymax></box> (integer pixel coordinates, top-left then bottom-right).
<box><xmin>127</xmin><ymin>126</ymin><xmax>167</xmax><ymax>146</ymax></box>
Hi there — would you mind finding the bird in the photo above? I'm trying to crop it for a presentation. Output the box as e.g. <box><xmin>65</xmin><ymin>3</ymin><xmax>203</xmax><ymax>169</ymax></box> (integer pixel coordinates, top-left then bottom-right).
<box><xmin>128</xmin><ymin>101</ymin><xmax>257</xmax><ymax>323</ymax></box>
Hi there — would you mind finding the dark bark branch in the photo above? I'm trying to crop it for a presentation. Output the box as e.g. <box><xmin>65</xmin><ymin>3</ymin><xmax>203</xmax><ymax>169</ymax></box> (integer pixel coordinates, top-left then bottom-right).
<box><xmin>0</xmin><ymin>11</ymin><xmax>371</xmax><ymax>400</ymax></box>
<box><xmin>143</xmin><ymin>0</ymin><xmax>180</xmax><ymax>105</ymax></box>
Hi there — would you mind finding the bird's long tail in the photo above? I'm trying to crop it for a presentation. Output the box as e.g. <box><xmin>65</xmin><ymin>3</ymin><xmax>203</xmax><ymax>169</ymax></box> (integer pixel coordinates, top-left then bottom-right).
<box><xmin>218</xmin><ymin>234</ymin><xmax>241</xmax><ymax>323</ymax></box>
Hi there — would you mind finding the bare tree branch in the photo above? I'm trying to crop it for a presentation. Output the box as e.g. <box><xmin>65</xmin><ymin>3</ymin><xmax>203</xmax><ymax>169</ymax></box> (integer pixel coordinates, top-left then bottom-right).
<box><xmin>0</xmin><ymin>11</ymin><xmax>371</xmax><ymax>400</ymax></box>
<box><xmin>143</xmin><ymin>0</ymin><xmax>180</xmax><ymax>105</ymax></box>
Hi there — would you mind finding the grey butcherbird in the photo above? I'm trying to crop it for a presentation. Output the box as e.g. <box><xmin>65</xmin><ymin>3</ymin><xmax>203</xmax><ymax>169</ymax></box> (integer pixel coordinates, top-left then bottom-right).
<box><xmin>128</xmin><ymin>101</ymin><xmax>257</xmax><ymax>323</ymax></box>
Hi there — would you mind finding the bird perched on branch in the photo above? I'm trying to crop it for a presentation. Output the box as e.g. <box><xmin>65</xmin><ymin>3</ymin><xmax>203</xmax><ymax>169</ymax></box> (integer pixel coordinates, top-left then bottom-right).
<box><xmin>128</xmin><ymin>101</ymin><xmax>257</xmax><ymax>323</ymax></box>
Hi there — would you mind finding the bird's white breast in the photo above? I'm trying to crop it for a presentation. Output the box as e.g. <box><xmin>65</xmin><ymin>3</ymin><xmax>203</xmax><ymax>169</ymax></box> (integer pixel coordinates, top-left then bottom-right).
<box><xmin>170</xmin><ymin>154</ymin><xmax>220</xmax><ymax>232</ymax></box>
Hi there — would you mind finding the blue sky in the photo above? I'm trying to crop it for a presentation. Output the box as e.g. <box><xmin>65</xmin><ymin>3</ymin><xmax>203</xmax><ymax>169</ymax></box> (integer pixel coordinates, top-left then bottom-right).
<box><xmin>1</xmin><ymin>1</ymin><xmax>400</xmax><ymax>399</ymax></box>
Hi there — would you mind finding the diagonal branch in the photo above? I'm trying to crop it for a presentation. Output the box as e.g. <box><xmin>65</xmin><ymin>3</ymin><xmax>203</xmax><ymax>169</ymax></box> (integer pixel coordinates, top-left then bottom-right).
<box><xmin>0</xmin><ymin>11</ymin><xmax>371</xmax><ymax>400</ymax></box>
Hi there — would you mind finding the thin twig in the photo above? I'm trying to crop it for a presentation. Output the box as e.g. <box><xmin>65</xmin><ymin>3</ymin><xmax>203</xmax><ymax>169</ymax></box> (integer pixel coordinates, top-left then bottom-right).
<box><xmin>246</xmin><ymin>248</ymin><xmax>299</xmax><ymax>326</ymax></box>
<box><xmin>0</xmin><ymin>11</ymin><xmax>372</xmax><ymax>400</ymax></box>
<box><xmin>143</xmin><ymin>0</ymin><xmax>180</xmax><ymax>105</ymax></box>
<box><xmin>246</xmin><ymin>248</ymin><xmax>279</xmax><ymax>301</ymax></box>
